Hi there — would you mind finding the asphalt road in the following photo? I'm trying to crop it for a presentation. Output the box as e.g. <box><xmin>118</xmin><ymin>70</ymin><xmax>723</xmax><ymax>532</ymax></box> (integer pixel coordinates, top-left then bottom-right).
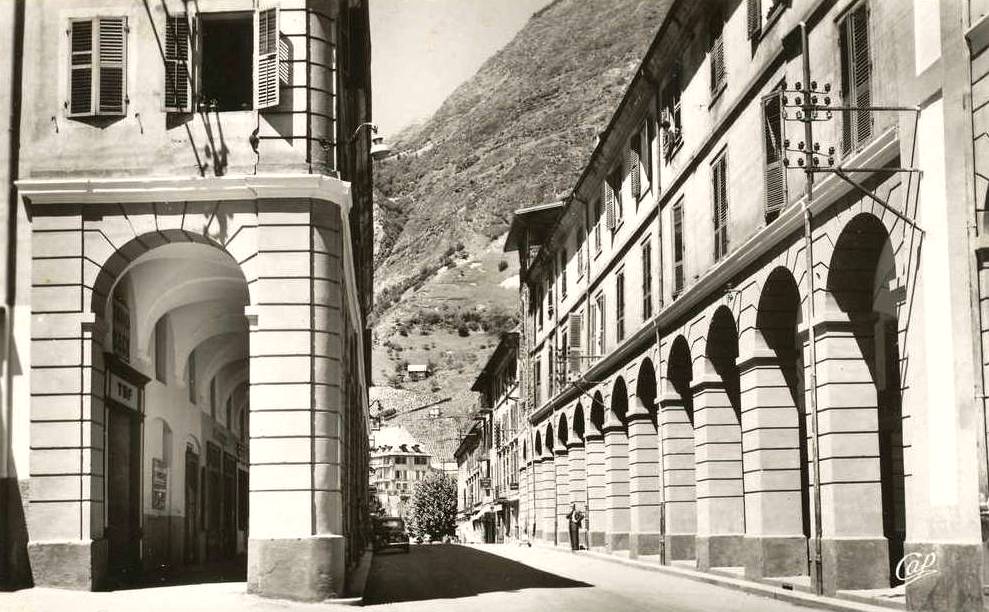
<box><xmin>362</xmin><ymin>543</ymin><xmax>813</xmax><ymax>611</ymax></box>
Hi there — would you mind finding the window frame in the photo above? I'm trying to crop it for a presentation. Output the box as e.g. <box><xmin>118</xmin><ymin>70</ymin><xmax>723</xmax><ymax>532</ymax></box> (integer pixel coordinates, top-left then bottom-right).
<box><xmin>641</xmin><ymin>240</ymin><xmax>653</xmax><ymax>320</ymax></box>
<box><xmin>672</xmin><ymin>199</ymin><xmax>686</xmax><ymax>298</ymax></box>
<box><xmin>616</xmin><ymin>271</ymin><xmax>626</xmax><ymax>342</ymax></box>
<box><xmin>712</xmin><ymin>150</ymin><xmax>730</xmax><ymax>262</ymax></box>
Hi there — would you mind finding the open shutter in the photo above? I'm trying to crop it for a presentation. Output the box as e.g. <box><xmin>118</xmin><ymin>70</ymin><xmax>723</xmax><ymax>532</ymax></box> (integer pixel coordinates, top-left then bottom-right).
<box><xmin>629</xmin><ymin>133</ymin><xmax>641</xmax><ymax>199</ymax></box>
<box><xmin>164</xmin><ymin>14</ymin><xmax>190</xmax><ymax>112</ymax></box>
<box><xmin>763</xmin><ymin>91</ymin><xmax>786</xmax><ymax>219</ymax></box>
<box><xmin>255</xmin><ymin>7</ymin><xmax>280</xmax><ymax>109</ymax></box>
<box><xmin>712</xmin><ymin>156</ymin><xmax>729</xmax><ymax>260</ymax></box>
<box><xmin>644</xmin><ymin>121</ymin><xmax>655</xmax><ymax>187</ymax></box>
<box><xmin>568</xmin><ymin>314</ymin><xmax>582</xmax><ymax>375</ymax></box>
<box><xmin>604</xmin><ymin>180</ymin><xmax>615</xmax><ymax>229</ymax></box>
<box><xmin>851</xmin><ymin>5</ymin><xmax>871</xmax><ymax>146</ymax></box>
<box><xmin>68</xmin><ymin>19</ymin><xmax>95</xmax><ymax>117</ymax></box>
<box><xmin>672</xmin><ymin>201</ymin><xmax>685</xmax><ymax>296</ymax></box>
<box><xmin>710</xmin><ymin>16</ymin><xmax>726</xmax><ymax>92</ymax></box>
<box><xmin>97</xmin><ymin>17</ymin><xmax>127</xmax><ymax>116</ymax></box>
<box><xmin>747</xmin><ymin>0</ymin><xmax>762</xmax><ymax>39</ymax></box>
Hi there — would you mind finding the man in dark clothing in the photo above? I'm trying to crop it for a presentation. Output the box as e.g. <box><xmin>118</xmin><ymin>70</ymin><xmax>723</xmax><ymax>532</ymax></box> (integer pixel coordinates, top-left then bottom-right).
<box><xmin>566</xmin><ymin>503</ymin><xmax>584</xmax><ymax>551</ymax></box>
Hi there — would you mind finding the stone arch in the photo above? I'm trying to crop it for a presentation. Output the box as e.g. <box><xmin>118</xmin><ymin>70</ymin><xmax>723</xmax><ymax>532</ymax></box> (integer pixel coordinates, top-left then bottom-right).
<box><xmin>705</xmin><ymin>306</ymin><xmax>741</xmax><ymax>418</ymax></box>
<box><xmin>666</xmin><ymin>335</ymin><xmax>694</xmax><ymax>424</ymax></box>
<box><xmin>573</xmin><ymin>403</ymin><xmax>585</xmax><ymax>442</ymax></box>
<box><xmin>823</xmin><ymin>212</ymin><xmax>905</xmax><ymax>588</ymax></box>
<box><xmin>635</xmin><ymin>358</ymin><xmax>658</xmax><ymax>424</ymax></box>
<box><xmin>609</xmin><ymin>377</ymin><xmax>629</xmax><ymax>432</ymax></box>
<box><xmin>534</xmin><ymin>429</ymin><xmax>543</xmax><ymax>457</ymax></box>
<box><xmin>590</xmin><ymin>392</ymin><xmax>605</xmax><ymax>435</ymax></box>
<box><xmin>544</xmin><ymin>422</ymin><xmax>555</xmax><ymax>454</ymax></box>
<box><xmin>557</xmin><ymin>413</ymin><xmax>569</xmax><ymax>448</ymax></box>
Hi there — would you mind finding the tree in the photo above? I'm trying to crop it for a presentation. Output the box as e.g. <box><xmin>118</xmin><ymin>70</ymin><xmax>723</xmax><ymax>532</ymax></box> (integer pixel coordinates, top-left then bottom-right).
<box><xmin>406</xmin><ymin>472</ymin><xmax>457</xmax><ymax>541</ymax></box>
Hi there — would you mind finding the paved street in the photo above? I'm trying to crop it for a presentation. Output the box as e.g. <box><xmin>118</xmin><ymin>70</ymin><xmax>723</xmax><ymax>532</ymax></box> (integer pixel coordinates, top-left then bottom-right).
<box><xmin>0</xmin><ymin>543</ymin><xmax>828</xmax><ymax>611</ymax></box>
<box><xmin>362</xmin><ymin>543</ymin><xmax>811</xmax><ymax>611</ymax></box>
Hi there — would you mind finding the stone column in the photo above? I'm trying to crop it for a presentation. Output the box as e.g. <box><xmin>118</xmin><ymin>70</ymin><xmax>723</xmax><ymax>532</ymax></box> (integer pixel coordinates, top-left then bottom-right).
<box><xmin>539</xmin><ymin>447</ymin><xmax>556</xmax><ymax>545</ymax></box>
<box><xmin>659</xmin><ymin>391</ymin><xmax>696</xmax><ymax>561</ymax></box>
<box><xmin>813</xmin><ymin>317</ymin><xmax>888</xmax><ymax>593</ymax></box>
<box><xmin>627</xmin><ymin>398</ymin><xmax>661</xmax><ymax>558</ymax></box>
<box><xmin>554</xmin><ymin>446</ymin><xmax>569</xmax><ymax>547</ymax></box>
<box><xmin>247</xmin><ymin>201</ymin><xmax>348</xmax><ymax>601</ymax></box>
<box><xmin>584</xmin><ymin>430</ymin><xmax>606</xmax><ymax>549</ymax></box>
<box><xmin>692</xmin><ymin>360</ymin><xmax>745</xmax><ymax>569</ymax></box>
<box><xmin>518</xmin><ymin>462</ymin><xmax>529</xmax><ymax>541</ymax></box>
<box><xmin>603</xmin><ymin>413</ymin><xmax>630</xmax><ymax>552</ymax></box>
<box><xmin>567</xmin><ymin>438</ymin><xmax>587</xmax><ymax>550</ymax></box>
<box><xmin>738</xmin><ymin>339</ymin><xmax>808</xmax><ymax>579</ymax></box>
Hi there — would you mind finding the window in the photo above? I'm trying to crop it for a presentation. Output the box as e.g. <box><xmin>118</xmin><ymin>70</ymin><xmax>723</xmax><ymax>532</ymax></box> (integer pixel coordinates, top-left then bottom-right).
<box><xmin>594</xmin><ymin>199</ymin><xmax>603</xmax><ymax>253</ymax></box>
<box><xmin>188</xmin><ymin>350</ymin><xmax>197</xmax><ymax>404</ymax></box>
<box><xmin>68</xmin><ymin>17</ymin><xmax>127</xmax><ymax>118</ymax></box>
<box><xmin>748</xmin><ymin>0</ymin><xmax>763</xmax><ymax>39</ymax></box>
<box><xmin>533</xmin><ymin>359</ymin><xmax>542</xmax><ymax>407</ymax></box>
<box><xmin>112</xmin><ymin>289</ymin><xmax>130</xmax><ymax>362</ymax></box>
<box><xmin>763</xmin><ymin>88</ymin><xmax>786</xmax><ymax>223</ymax></box>
<box><xmin>709</xmin><ymin>13</ymin><xmax>727</xmax><ymax>95</ymax></box>
<box><xmin>210</xmin><ymin>378</ymin><xmax>216</xmax><ymax>419</ymax></box>
<box><xmin>395</xmin><ymin>456</ymin><xmax>407</xmax><ymax>464</ymax></box>
<box><xmin>548</xmin><ymin>339</ymin><xmax>555</xmax><ymax>398</ymax></box>
<box><xmin>594</xmin><ymin>293</ymin><xmax>607</xmax><ymax>356</ymax></box>
<box><xmin>610</xmin><ymin>167</ymin><xmax>624</xmax><ymax>226</ymax></box>
<box><xmin>673</xmin><ymin>199</ymin><xmax>686</xmax><ymax>298</ymax></box>
<box><xmin>560</xmin><ymin>248</ymin><xmax>567</xmax><ymax>297</ymax></box>
<box><xmin>414</xmin><ymin>457</ymin><xmax>427</xmax><ymax>465</ymax></box>
<box><xmin>644</xmin><ymin>121</ymin><xmax>655</xmax><ymax>189</ymax></box>
<box><xmin>616</xmin><ymin>272</ymin><xmax>626</xmax><ymax>342</ymax></box>
<box><xmin>194</xmin><ymin>9</ymin><xmax>281</xmax><ymax>112</ymax></box>
<box><xmin>661</xmin><ymin>70</ymin><xmax>683</xmax><ymax>160</ymax></box>
<box><xmin>558</xmin><ymin>332</ymin><xmax>568</xmax><ymax>388</ymax></box>
<box><xmin>839</xmin><ymin>3</ymin><xmax>872</xmax><ymax>153</ymax></box>
<box><xmin>577</xmin><ymin>226</ymin><xmax>585</xmax><ymax>277</ymax></box>
<box><xmin>628</xmin><ymin>132</ymin><xmax>642</xmax><ymax>201</ymax></box>
<box><xmin>536</xmin><ymin>285</ymin><xmax>544</xmax><ymax>330</ymax></box>
<box><xmin>155</xmin><ymin>316</ymin><xmax>167</xmax><ymax>383</ymax></box>
<box><xmin>568</xmin><ymin>312</ymin><xmax>583</xmax><ymax>376</ymax></box>
<box><xmin>642</xmin><ymin>241</ymin><xmax>653</xmax><ymax>320</ymax></box>
<box><xmin>712</xmin><ymin>152</ymin><xmax>729</xmax><ymax>261</ymax></box>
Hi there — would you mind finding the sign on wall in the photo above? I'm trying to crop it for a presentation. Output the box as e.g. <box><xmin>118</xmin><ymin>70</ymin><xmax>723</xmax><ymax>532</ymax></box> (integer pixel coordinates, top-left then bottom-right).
<box><xmin>152</xmin><ymin>458</ymin><xmax>168</xmax><ymax>510</ymax></box>
<box><xmin>109</xmin><ymin>373</ymin><xmax>139</xmax><ymax>411</ymax></box>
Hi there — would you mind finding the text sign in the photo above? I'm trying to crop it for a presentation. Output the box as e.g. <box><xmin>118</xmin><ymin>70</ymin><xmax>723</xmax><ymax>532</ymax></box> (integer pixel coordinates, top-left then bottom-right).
<box><xmin>151</xmin><ymin>458</ymin><xmax>168</xmax><ymax>511</ymax></box>
<box><xmin>109</xmin><ymin>373</ymin><xmax>138</xmax><ymax>411</ymax></box>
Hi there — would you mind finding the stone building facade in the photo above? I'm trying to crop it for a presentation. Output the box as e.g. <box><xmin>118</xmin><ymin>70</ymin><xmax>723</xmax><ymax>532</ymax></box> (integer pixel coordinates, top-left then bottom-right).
<box><xmin>369</xmin><ymin>425</ymin><xmax>435</xmax><ymax>518</ymax></box>
<box><xmin>506</xmin><ymin>0</ymin><xmax>986</xmax><ymax>610</ymax></box>
<box><xmin>0</xmin><ymin>0</ymin><xmax>374</xmax><ymax>602</ymax></box>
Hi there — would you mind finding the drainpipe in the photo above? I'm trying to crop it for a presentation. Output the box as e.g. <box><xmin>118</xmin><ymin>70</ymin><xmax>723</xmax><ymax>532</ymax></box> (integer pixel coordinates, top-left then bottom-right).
<box><xmin>654</xmin><ymin>318</ymin><xmax>665</xmax><ymax>565</ymax></box>
<box><xmin>1</xmin><ymin>0</ymin><xmax>25</xmax><ymax>493</ymax></box>
<box><xmin>799</xmin><ymin>21</ymin><xmax>825</xmax><ymax>596</ymax></box>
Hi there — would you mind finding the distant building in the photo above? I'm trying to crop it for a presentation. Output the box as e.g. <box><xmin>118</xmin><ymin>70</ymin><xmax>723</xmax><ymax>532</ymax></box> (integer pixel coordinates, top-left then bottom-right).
<box><xmin>453</xmin><ymin>419</ymin><xmax>492</xmax><ymax>544</ymax></box>
<box><xmin>370</xmin><ymin>426</ymin><xmax>435</xmax><ymax>518</ymax></box>
<box><xmin>406</xmin><ymin>363</ymin><xmax>432</xmax><ymax>381</ymax></box>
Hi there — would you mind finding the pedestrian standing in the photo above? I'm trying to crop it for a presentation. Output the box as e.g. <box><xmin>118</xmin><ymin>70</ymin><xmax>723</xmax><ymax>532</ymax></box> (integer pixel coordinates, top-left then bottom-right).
<box><xmin>566</xmin><ymin>503</ymin><xmax>584</xmax><ymax>552</ymax></box>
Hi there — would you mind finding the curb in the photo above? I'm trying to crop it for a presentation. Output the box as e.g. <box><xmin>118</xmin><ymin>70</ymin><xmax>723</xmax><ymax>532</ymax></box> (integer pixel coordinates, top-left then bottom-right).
<box><xmin>335</xmin><ymin>547</ymin><xmax>374</xmax><ymax>606</ymax></box>
<box><xmin>516</xmin><ymin>542</ymin><xmax>896</xmax><ymax>612</ymax></box>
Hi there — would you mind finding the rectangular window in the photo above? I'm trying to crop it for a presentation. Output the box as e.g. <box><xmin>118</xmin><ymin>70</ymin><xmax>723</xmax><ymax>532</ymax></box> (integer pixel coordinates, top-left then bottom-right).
<box><xmin>616</xmin><ymin>272</ymin><xmax>626</xmax><ymax>342</ymax></box>
<box><xmin>560</xmin><ymin>249</ymin><xmax>567</xmax><ymax>298</ymax></box>
<box><xmin>594</xmin><ymin>198</ymin><xmax>603</xmax><ymax>252</ymax></box>
<box><xmin>595</xmin><ymin>293</ymin><xmax>607</xmax><ymax>356</ymax></box>
<box><xmin>533</xmin><ymin>359</ymin><xmax>542</xmax><ymax>407</ymax></box>
<box><xmin>644</xmin><ymin>121</ymin><xmax>655</xmax><ymax>189</ymax></box>
<box><xmin>709</xmin><ymin>13</ymin><xmax>727</xmax><ymax>95</ymax></box>
<box><xmin>661</xmin><ymin>70</ymin><xmax>683</xmax><ymax>160</ymax></box>
<box><xmin>642</xmin><ymin>241</ymin><xmax>653</xmax><ymax>320</ymax></box>
<box><xmin>577</xmin><ymin>227</ymin><xmax>585</xmax><ymax>277</ymax></box>
<box><xmin>839</xmin><ymin>3</ymin><xmax>872</xmax><ymax>153</ymax></box>
<box><xmin>210</xmin><ymin>378</ymin><xmax>217</xmax><ymax>419</ymax></box>
<box><xmin>68</xmin><ymin>17</ymin><xmax>128</xmax><ymax>118</ymax></box>
<box><xmin>629</xmin><ymin>132</ymin><xmax>642</xmax><ymax>200</ymax></box>
<box><xmin>198</xmin><ymin>8</ymin><xmax>280</xmax><ymax>112</ymax></box>
<box><xmin>395</xmin><ymin>456</ymin><xmax>407</xmax><ymax>464</ymax></box>
<box><xmin>763</xmin><ymin>88</ymin><xmax>786</xmax><ymax>222</ymax></box>
<box><xmin>611</xmin><ymin>167</ymin><xmax>624</xmax><ymax>226</ymax></box>
<box><xmin>188</xmin><ymin>350</ymin><xmax>197</xmax><ymax>404</ymax></box>
<box><xmin>712</xmin><ymin>152</ymin><xmax>729</xmax><ymax>261</ymax></box>
<box><xmin>155</xmin><ymin>316</ymin><xmax>167</xmax><ymax>383</ymax></box>
<box><xmin>673</xmin><ymin>199</ymin><xmax>686</xmax><ymax>298</ymax></box>
<box><xmin>164</xmin><ymin>14</ymin><xmax>191</xmax><ymax>112</ymax></box>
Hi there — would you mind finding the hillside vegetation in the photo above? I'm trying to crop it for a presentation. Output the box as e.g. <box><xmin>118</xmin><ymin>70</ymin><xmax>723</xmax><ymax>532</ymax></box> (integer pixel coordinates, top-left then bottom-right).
<box><xmin>371</xmin><ymin>0</ymin><xmax>662</xmax><ymax>460</ymax></box>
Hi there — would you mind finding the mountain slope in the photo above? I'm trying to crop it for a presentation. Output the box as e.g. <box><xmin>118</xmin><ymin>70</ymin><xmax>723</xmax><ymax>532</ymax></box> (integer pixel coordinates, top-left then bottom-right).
<box><xmin>370</xmin><ymin>0</ymin><xmax>662</xmax><ymax>459</ymax></box>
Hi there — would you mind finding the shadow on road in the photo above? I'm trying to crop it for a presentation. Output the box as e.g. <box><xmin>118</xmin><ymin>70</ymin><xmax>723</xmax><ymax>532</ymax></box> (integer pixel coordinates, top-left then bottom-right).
<box><xmin>362</xmin><ymin>544</ymin><xmax>589</xmax><ymax>606</ymax></box>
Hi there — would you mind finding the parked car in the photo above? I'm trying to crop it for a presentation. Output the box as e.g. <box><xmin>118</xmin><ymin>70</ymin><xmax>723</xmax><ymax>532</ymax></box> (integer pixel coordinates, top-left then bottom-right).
<box><xmin>373</xmin><ymin>516</ymin><xmax>410</xmax><ymax>553</ymax></box>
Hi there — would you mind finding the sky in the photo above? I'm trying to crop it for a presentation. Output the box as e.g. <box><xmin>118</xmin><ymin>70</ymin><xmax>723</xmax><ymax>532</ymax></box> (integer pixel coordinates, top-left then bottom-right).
<box><xmin>369</xmin><ymin>0</ymin><xmax>554</xmax><ymax>138</ymax></box>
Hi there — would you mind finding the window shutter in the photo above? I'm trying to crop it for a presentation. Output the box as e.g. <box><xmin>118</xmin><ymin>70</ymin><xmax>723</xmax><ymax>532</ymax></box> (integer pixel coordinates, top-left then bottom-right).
<box><xmin>710</xmin><ymin>16</ymin><xmax>726</xmax><ymax>92</ymax></box>
<box><xmin>851</xmin><ymin>5</ymin><xmax>872</xmax><ymax>146</ymax></box>
<box><xmin>97</xmin><ymin>17</ymin><xmax>127</xmax><ymax>116</ymax></box>
<box><xmin>68</xmin><ymin>20</ymin><xmax>95</xmax><ymax>117</ymax></box>
<box><xmin>644</xmin><ymin>121</ymin><xmax>655</xmax><ymax>187</ymax></box>
<box><xmin>763</xmin><ymin>91</ymin><xmax>786</xmax><ymax>219</ymax></box>
<box><xmin>164</xmin><ymin>15</ymin><xmax>190</xmax><ymax>112</ymax></box>
<box><xmin>568</xmin><ymin>314</ymin><xmax>582</xmax><ymax>374</ymax></box>
<box><xmin>747</xmin><ymin>0</ymin><xmax>762</xmax><ymax>39</ymax></box>
<box><xmin>712</xmin><ymin>156</ymin><xmax>729</xmax><ymax>260</ymax></box>
<box><xmin>629</xmin><ymin>133</ymin><xmax>641</xmax><ymax>199</ymax></box>
<box><xmin>255</xmin><ymin>7</ymin><xmax>280</xmax><ymax>109</ymax></box>
<box><xmin>672</xmin><ymin>200</ymin><xmax>685</xmax><ymax>296</ymax></box>
<box><xmin>604</xmin><ymin>180</ymin><xmax>615</xmax><ymax>229</ymax></box>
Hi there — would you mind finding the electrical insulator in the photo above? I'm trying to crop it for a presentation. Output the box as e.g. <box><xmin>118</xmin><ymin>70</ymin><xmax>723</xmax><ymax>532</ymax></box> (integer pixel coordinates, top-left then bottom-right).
<box><xmin>796</xmin><ymin>111</ymin><xmax>803</xmax><ymax>119</ymax></box>
<box><xmin>784</xmin><ymin>139</ymin><xmax>790</xmax><ymax>148</ymax></box>
<box><xmin>828</xmin><ymin>156</ymin><xmax>835</xmax><ymax>165</ymax></box>
<box><xmin>824</xmin><ymin>83</ymin><xmax>832</xmax><ymax>93</ymax></box>
<box><xmin>813</xmin><ymin>142</ymin><xmax>820</xmax><ymax>151</ymax></box>
<box><xmin>828</xmin><ymin>146</ymin><xmax>835</xmax><ymax>155</ymax></box>
<box><xmin>782</xmin><ymin>95</ymin><xmax>789</xmax><ymax>105</ymax></box>
<box><xmin>783</xmin><ymin>157</ymin><xmax>790</xmax><ymax>166</ymax></box>
<box><xmin>798</xmin><ymin>141</ymin><xmax>805</xmax><ymax>150</ymax></box>
<box><xmin>811</xmin><ymin>80</ymin><xmax>818</xmax><ymax>90</ymax></box>
<box><xmin>824</xmin><ymin>96</ymin><xmax>831</xmax><ymax>105</ymax></box>
<box><xmin>813</xmin><ymin>156</ymin><xmax>819</xmax><ymax>166</ymax></box>
<box><xmin>798</xmin><ymin>158</ymin><xmax>805</xmax><ymax>166</ymax></box>
<box><xmin>811</xmin><ymin>95</ymin><xmax>818</xmax><ymax>105</ymax></box>
<box><xmin>795</xmin><ymin>82</ymin><xmax>802</xmax><ymax>90</ymax></box>
<box><xmin>795</xmin><ymin>96</ymin><xmax>802</xmax><ymax>106</ymax></box>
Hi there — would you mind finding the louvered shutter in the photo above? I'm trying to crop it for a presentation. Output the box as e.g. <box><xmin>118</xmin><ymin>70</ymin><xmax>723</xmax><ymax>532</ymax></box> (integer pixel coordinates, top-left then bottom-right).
<box><xmin>710</xmin><ymin>16</ymin><xmax>726</xmax><ymax>92</ymax></box>
<box><xmin>672</xmin><ymin>201</ymin><xmax>685</xmax><ymax>296</ymax></box>
<box><xmin>712</xmin><ymin>156</ymin><xmax>729</xmax><ymax>260</ymax></box>
<box><xmin>604</xmin><ymin>180</ymin><xmax>615</xmax><ymax>229</ymax></box>
<box><xmin>568</xmin><ymin>314</ymin><xmax>582</xmax><ymax>374</ymax></box>
<box><xmin>747</xmin><ymin>0</ymin><xmax>762</xmax><ymax>39</ymax></box>
<box><xmin>851</xmin><ymin>5</ymin><xmax>871</xmax><ymax>147</ymax></box>
<box><xmin>629</xmin><ymin>133</ymin><xmax>641</xmax><ymax>199</ymax></box>
<box><xmin>164</xmin><ymin>15</ymin><xmax>190</xmax><ymax>112</ymax></box>
<box><xmin>97</xmin><ymin>17</ymin><xmax>127</xmax><ymax>116</ymax></box>
<box><xmin>68</xmin><ymin>20</ymin><xmax>95</xmax><ymax>117</ymax></box>
<box><xmin>644</xmin><ymin>121</ymin><xmax>655</xmax><ymax>187</ymax></box>
<box><xmin>763</xmin><ymin>91</ymin><xmax>786</xmax><ymax>219</ymax></box>
<box><xmin>255</xmin><ymin>8</ymin><xmax>280</xmax><ymax>109</ymax></box>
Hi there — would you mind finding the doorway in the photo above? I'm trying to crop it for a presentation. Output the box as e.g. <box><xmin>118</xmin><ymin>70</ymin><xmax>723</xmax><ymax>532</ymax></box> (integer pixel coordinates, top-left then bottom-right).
<box><xmin>106</xmin><ymin>403</ymin><xmax>142</xmax><ymax>584</ymax></box>
<box><xmin>184</xmin><ymin>447</ymin><xmax>199</xmax><ymax>564</ymax></box>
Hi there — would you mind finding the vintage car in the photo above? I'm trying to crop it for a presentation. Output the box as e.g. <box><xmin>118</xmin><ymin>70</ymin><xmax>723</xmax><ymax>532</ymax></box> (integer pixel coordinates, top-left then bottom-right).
<box><xmin>373</xmin><ymin>516</ymin><xmax>410</xmax><ymax>553</ymax></box>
